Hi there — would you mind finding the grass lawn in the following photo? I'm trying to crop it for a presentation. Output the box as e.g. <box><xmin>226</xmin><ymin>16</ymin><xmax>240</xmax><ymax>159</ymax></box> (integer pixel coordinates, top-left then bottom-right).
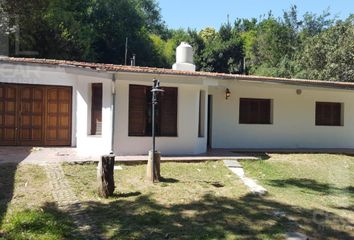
<box><xmin>241</xmin><ymin>154</ymin><xmax>354</xmax><ymax>239</ymax></box>
<box><xmin>63</xmin><ymin>161</ymin><xmax>268</xmax><ymax>239</ymax></box>
<box><xmin>1</xmin><ymin>154</ymin><xmax>353</xmax><ymax>239</ymax></box>
<box><xmin>0</xmin><ymin>164</ymin><xmax>77</xmax><ymax>240</ymax></box>
<box><xmin>62</xmin><ymin>156</ymin><xmax>353</xmax><ymax>240</ymax></box>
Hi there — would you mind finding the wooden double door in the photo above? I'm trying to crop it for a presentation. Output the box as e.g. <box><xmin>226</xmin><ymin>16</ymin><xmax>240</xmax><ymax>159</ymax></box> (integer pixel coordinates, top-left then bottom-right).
<box><xmin>0</xmin><ymin>83</ymin><xmax>72</xmax><ymax>146</ymax></box>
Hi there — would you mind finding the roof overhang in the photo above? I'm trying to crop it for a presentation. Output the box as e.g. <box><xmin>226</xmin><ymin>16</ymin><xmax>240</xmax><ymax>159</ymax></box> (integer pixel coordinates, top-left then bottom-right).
<box><xmin>1</xmin><ymin>57</ymin><xmax>354</xmax><ymax>90</ymax></box>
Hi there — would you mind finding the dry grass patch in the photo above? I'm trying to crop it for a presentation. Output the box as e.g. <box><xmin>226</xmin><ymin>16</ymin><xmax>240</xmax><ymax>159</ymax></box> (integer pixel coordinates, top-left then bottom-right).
<box><xmin>60</xmin><ymin>161</ymin><xmax>298</xmax><ymax>239</ymax></box>
<box><xmin>0</xmin><ymin>164</ymin><xmax>77</xmax><ymax>240</ymax></box>
<box><xmin>61</xmin><ymin>156</ymin><xmax>354</xmax><ymax>239</ymax></box>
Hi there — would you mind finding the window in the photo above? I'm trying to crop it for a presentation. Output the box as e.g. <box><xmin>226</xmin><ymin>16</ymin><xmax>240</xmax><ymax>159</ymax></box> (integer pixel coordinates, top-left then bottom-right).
<box><xmin>198</xmin><ymin>90</ymin><xmax>206</xmax><ymax>137</ymax></box>
<box><xmin>129</xmin><ymin>85</ymin><xmax>177</xmax><ymax>136</ymax></box>
<box><xmin>316</xmin><ymin>102</ymin><xmax>343</xmax><ymax>126</ymax></box>
<box><xmin>91</xmin><ymin>83</ymin><xmax>102</xmax><ymax>135</ymax></box>
<box><xmin>239</xmin><ymin>98</ymin><xmax>272</xmax><ymax>124</ymax></box>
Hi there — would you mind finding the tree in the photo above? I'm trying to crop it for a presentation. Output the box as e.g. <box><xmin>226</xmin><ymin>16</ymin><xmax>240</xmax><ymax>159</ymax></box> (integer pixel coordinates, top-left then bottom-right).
<box><xmin>298</xmin><ymin>15</ymin><xmax>354</xmax><ymax>81</ymax></box>
<box><xmin>1</xmin><ymin>0</ymin><xmax>166</xmax><ymax>66</ymax></box>
<box><xmin>301</xmin><ymin>9</ymin><xmax>334</xmax><ymax>37</ymax></box>
<box><xmin>199</xmin><ymin>27</ymin><xmax>217</xmax><ymax>42</ymax></box>
<box><xmin>1</xmin><ymin>2</ymin><xmax>351</xmax><ymax>82</ymax></box>
<box><xmin>135</xmin><ymin>0</ymin><xmax>168</xmax><ymax>37</ymax></box>
<box><xmin>0</xmin><ymin>2</ymin><xmax>17</xmax><ymax>55</ymax></box>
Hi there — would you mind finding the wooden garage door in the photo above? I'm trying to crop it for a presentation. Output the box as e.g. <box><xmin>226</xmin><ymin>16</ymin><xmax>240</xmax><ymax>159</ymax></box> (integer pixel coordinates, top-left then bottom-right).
<box><xmin>45</xmin><ymin>87</ymin><xmax>72</xmax><ymax>146</ymax></box>
<box><xmin>0</xmin><ymin>83</ymin><xmax>72</xmax><ymax>146</ymax></box>
<box><xmin>0</xmin><ymin>84</ymin><xmax>18</xmax><ymax>145</ymax></box>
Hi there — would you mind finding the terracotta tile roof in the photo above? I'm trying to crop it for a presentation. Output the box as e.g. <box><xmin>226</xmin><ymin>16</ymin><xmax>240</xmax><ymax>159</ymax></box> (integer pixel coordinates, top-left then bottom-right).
<box><xmin>1</xmin><ymin>57</ymin><xmax>354</xmax><ymax>90</ymax></box>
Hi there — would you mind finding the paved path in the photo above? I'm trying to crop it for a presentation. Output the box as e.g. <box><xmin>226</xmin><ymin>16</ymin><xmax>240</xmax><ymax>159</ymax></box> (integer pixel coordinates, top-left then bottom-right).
<box><xmin>286</xmin><ymin>231</ymin><xmax>309</xmax><ymax>240</ymax></box>
<box><xmin>1</xmin><ymin>146</ymin><xmax>354</xmax><ymax>165</ymax></box>
<box><xmin>223</xmin><ymin>160</ymin><xmax>309</xmax><ymax>239</ymax></box>
<box><xmin>223</xmin><ymin>160</ymin><xmax>267</xmax><ymax>195</ymax></box>
<box><xmin>0</xmin><ymin>147</ymin><xmax>259</xmax><ymax>165</ymax></box>
<box><xmin>44</xmin><ymin>163</ymin><xmax>103</xmax><ymax>240</ymax></box>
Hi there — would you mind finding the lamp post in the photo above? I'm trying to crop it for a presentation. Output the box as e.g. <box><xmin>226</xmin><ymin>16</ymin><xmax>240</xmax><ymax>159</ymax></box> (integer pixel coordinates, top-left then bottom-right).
<box><xmin>148</xmin><ymin>78</ymin><xmax>164</xmax><ymax>182</ymax></box>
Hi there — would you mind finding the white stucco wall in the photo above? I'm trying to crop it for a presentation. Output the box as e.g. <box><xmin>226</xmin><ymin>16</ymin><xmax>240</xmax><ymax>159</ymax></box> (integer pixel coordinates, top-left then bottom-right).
<box><xmin>2</xmin><ymin>62</ymin><xmax>354</xmax><ymax>154</ymax></box>
<box><xmin>75</xmin><ymin>74</ymin><xmax>113</xmax><ymax>155</ymax></box>
<box><xmin>113</xmin><ymin>73</ymin><xmax>208</xmax><ymax>155</ymax></box>
<box><xmin>209</xmin><ymin>81</ymin><xmax>354</xmax><ymax>149</ymax></box>
<box><xmin>0</xmin><ymin>63</ymin><xmax>78</xmax><ymax>146</ymax></box>
<box><xmin>0</xmin><ymin>63</ymin><xmax>114</xmax><ymax>155</ymax></box>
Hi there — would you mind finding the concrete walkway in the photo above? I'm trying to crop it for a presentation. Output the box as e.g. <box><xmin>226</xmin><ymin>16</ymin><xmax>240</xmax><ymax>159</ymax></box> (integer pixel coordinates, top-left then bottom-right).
<box><xmin>223</xmin><ymin>160</ymin><xmax>267</xmax><ymax>195</ymax></box>
<box><xmin>0</xmin><ymin>147</ymin><xmax>259</xmax><ymax>165</ymax></box>
<box><xmin>2</xmin><ymin>146</ymin><xmax>353</xmax><ymax>165</ymax></box>
<box><xmin>44</xmin><ymin>163</ymin><xmax>103</xmax><ymax>239</ymax></box>
<box><xmin>223</xmin><ymin>160</ymin><xmax>309</xmax><ymax>239</ymax></box>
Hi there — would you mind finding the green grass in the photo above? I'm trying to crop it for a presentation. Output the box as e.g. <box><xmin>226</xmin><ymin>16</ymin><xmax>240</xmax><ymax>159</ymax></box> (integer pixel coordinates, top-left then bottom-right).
<box><xmin>240</xmin><ymin>154</ymin><xmax>354</xmax><ymax>238</ymax></box>
<box><xmin>0</xmin><ymin>205</ymin><xmax>75</xmax><ymax>240</ymax></box>
<box><xmin>64</xmin><ymin>161</ymin><xmax>274</xmax><ymax>239</ymax></box>
<box><xmin>0</xmin><ymin>164</ymin><xmax>78</xmax><ymax>240</ymax></box>
<box><xmin>62</xmin><ymin>157</ymin><xmax>352</xmax><ymax>240</ymax></box>
<box><xmin>1</xmin><ymin>154</ymin><xmax>353</xmax><ymax>239</ymax></box>
<box><xmin>64</xmin><ymin>161</ymin><xmax>249</xmax><ymax>204</ymax></box>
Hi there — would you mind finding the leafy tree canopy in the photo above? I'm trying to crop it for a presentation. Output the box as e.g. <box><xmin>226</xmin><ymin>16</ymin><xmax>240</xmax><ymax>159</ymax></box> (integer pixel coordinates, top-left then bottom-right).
<box><xmin>0</xmin><ymin>1</ymin><xmax>353</xmax><ymax>81</ymax></box>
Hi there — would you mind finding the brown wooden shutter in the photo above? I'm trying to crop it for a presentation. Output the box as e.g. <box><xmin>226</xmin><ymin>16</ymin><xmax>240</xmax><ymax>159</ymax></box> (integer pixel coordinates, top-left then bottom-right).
<box><xmin>239</xmin><ymin>98</ymin><xmax>271</xmax><ymax>124</ymax></box>
<box><xmin>260</xmin><ymin>99</ymin><xmax>271</xmax><ymax>124</ymax></box>
<box><xmin>91</xmin><ymin>83</ymin><xmax>103</xmax><ymax>135</ymax></box>
<box><xmin>160</xmin><ymin>87</ymin><xmax>178</xmax><ymax>136</ymax></box>
<box><xmin>0</xmin><ymin>84</ymin><xmax>18</xmax><ymax>145</ymax></box>
<box><xmin>129</xmin><ymin>85</ymin><xmax>147</xmax><ymax>136</ymax></box>
<box><xmin>316</xmin><ymin>102</ymin><xmax>342</xmax><ymax>126</ymax></box>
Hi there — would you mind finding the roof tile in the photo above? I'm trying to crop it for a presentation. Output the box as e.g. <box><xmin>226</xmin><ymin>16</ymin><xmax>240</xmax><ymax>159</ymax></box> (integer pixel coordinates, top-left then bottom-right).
<box><xmin>1</xmin><ymin>57</ymin><xmax>354</xmax><ymax>90</ymax></box>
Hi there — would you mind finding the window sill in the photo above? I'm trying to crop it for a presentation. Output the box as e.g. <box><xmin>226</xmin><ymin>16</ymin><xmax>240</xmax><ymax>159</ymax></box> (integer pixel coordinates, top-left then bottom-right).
<box><xmin>128</xmin><ymin>135</ymin><xmax>178</xmax><ymax>138</ymax></box>
<box><xmin>238</xmin><ymin>123</ymin><xmax>273</xmax><ymax>125</ymax></box>
<box><xmin>315</xmin><ymin>125</ymin><xmax>344</xmax><ymax>127</ymax></box>
<box><xmin>87</xmin><ymin>135</ymin><xmax>103</xmax><ymax>138</ymax></box>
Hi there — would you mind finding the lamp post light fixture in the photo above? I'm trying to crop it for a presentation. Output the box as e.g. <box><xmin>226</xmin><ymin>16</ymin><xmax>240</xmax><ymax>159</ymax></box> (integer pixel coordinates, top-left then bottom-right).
<box><xmin>225</xmin><ymin>88</ymin><xmax>231</xmax><ymax>100</ymax></box>
<box><xmin>149</xmin><ymin>78</ymin><xmax>164</xmax><ymax>182</ymax></box>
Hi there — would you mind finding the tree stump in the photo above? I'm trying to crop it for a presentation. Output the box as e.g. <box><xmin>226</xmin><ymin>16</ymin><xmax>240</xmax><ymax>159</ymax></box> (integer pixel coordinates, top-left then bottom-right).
<box><xmin>146</xmin><ymin>150</ymin><xmax>161</xmax><ymax>182</ymax></box>
<box><xmin>97</xmin><ymin>154</ymin><xmax>115</xmax><ymax>198</ymax></box>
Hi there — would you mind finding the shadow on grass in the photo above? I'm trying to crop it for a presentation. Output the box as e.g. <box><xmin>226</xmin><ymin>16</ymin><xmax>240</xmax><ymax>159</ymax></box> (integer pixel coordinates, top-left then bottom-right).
<box><xmin>159</xmin><ymin>177</ymin><xmax>179</xmax><ymax>183</ymax></box>
<box><xmin>77</xmin><ymin>193</ymin><xmax>353</xmax><ymax>240</ymax></box>
<box><xmin>0</xmin><ymin>147</ymin><xmax>32</xmax><ymax>225</ymax></box>
<box><xmin>0</xmin><ymin>148</ymin><xmax>83</xmax><ymax>240</ymax></box>
<box><xmin>232</xmin><ymin>152</ymin><xmax>271</xmax><ymax>160</ymax></box>
<box><xmin>268</xmin><ymin>178</ymin><xmax>353</xmax><ymax>196</ymax></box>
<box><xmin>113</xmin><ymin>191</ymin><xmax>142</xmax><ymax>198</ymax></box>
<box><xmin>334</xmin><ymin>205</ymin><xmax>354</xmax><ymax>211</ymax></box>
<box><xmin>0</xmin><ymin>202</ymin><xmax>83</xmax><ymax>240</ymax></box>
<box><xmin>0</xmin><ymin>164</ymin><xmax>17</xmax><ymax>225</ymax></box>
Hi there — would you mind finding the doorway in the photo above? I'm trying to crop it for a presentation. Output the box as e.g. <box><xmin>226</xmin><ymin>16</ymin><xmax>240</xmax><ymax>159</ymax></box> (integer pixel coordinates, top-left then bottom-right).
<box><xmin>207</xmin><ymin>95</ymin><xmax>213</xmax><ymax>149</ymax></box>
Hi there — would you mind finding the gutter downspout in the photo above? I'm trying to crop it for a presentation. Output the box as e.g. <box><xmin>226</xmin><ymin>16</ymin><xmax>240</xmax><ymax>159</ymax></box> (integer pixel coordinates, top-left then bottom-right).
<box><xmin>111</xmin><ymin>73</ymin><xmax>117</xmax><ymax>154</ymax></box>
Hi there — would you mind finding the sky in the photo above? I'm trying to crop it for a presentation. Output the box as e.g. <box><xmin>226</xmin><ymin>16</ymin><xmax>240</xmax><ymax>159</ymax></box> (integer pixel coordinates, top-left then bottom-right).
<box><xmin>157</xmin><ymin>0</ymin><xmax>354</xmax><ymax>30</ymax></box>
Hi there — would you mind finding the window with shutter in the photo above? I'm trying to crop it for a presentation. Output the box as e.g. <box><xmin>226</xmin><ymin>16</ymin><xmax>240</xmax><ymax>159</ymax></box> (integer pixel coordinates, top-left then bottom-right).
<box><xmin>160</xmin><ymin>87</ymin><xmax>178</xmax><ymax>136</ymax></box>
<box><xmin>91</xmin><ymin>83</ymin><xmax>102</xmax><ymax>135</ymax></box>
<box><xmin>129</xmin><ymin>85</ymin><xmax>148</xmax><ymax>136</ymax></box>
<box><xmin>128</xmin><ymin>85</ymin><xmax>178</xmax><ymax>136</ymax></box>
<box><xmin>315</xmin><ymin>102</ymin><xmax>343</xmax><ymax>126</ymax></box>
<box><xmin>198</xmin><ymin>90</ymin><xmax>206</xmax><ymax>137</ymax></box>
<box><xmin>239</xmin><ymin>98</ymin><xmax>272</xmax><ymax>124</ymax></box>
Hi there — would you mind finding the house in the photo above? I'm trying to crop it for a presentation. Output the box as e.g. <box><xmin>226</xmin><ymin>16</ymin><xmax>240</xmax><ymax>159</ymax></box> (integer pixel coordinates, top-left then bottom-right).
<box><xmin>1</xmin><ymin>42</ymin><xmax>354</xmax><ymax>156</ymax></box>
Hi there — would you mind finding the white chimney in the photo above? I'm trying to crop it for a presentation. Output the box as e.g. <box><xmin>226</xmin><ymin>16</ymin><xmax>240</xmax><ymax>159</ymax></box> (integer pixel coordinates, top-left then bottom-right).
<box><xmin>172</xmin><ymin>42</ymin><xmax>196</xmax><ymax>72</ymax></box>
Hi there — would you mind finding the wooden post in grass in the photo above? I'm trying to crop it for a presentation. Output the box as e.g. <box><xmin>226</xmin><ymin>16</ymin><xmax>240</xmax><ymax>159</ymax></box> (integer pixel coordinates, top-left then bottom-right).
<box><xmin>147</xmin><ymin>150</ymin><xmax>161</xmax><ymax>182</ymax></box>
<box><xmin>97</xmin><ymin>154</ymin><xmax>115</xmax><ymax>198</ymax></box>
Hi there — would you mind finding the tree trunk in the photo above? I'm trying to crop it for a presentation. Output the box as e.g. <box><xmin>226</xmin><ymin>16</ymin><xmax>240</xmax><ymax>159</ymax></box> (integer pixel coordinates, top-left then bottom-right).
<box><xmin>97</xmin><ymin>154</ymin><xmax>115</xmax><ymax>198</ymax></box>
<box><xmin>147</xmin><ymin>150</ymin><xmax>161</xmax><ymax>182</ymax></box>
